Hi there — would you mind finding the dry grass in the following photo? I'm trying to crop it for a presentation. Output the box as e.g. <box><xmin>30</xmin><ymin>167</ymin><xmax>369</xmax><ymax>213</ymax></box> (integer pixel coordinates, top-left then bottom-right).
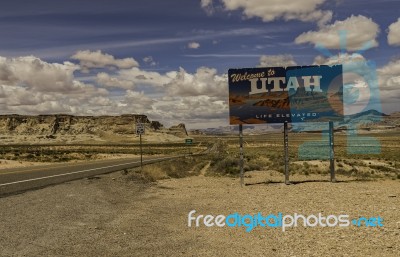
<box><xmin>125</xmin><ymin>156</ymin><xmax>206</xmax><ymax>182</ymax></box>
<box><xmin>197</xmin><ymin>132</ymin><xmax>400</xmax><ymax>180</ymax></box>
<box><xmin>0</xmin><ymin>143</ymin><xmax>205</xmax><ymax>163</ymax></box>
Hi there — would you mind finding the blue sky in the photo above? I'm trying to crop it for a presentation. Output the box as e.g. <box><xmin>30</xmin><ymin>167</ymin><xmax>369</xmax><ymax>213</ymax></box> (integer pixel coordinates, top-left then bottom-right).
<box><xmin>0</xmin><ymin>0</ymin><xmax>399</xmax><ymax>128</ymax></box>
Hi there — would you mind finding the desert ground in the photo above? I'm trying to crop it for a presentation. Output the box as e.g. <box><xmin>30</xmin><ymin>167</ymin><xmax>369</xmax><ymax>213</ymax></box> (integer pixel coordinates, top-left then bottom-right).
<box><xmin>0</xmin><ymin>169</ymin><xmax>399</xmax><ymax>257</ymax></box>
<box><xmin>0</xmin><ymin>132</ymin><xmax>399</xmax><ymax>256</ymax></box>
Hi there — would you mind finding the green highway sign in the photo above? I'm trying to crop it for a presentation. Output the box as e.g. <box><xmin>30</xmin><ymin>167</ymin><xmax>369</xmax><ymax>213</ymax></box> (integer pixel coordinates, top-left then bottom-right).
<box><xmin>185</xmin><ymin>139</ymin><xmax>193</xmax><ymax>145</ymax></box>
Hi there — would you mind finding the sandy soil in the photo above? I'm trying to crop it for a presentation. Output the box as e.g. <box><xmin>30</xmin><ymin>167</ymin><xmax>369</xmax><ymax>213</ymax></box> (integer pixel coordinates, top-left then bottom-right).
<box><xmin>0</xmin><ymin>159</ymin><xmax>53</xmax><ymax>170</ymax></box>
<box><xmin>0</xmin><ymin>154</ymin><xmax>141</xmax><ymax>170</ymax></box>
<box><xmin>0</xmin><ymin>170</ymin><xmax>399</xmax><ymax>256</ymax></box>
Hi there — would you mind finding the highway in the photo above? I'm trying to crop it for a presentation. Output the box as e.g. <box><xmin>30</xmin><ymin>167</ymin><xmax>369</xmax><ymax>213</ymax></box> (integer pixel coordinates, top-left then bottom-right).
<box><xmin>0</xmin><ymin>155</ymin><xmax>182</xmax><ymax>197</ymax></box>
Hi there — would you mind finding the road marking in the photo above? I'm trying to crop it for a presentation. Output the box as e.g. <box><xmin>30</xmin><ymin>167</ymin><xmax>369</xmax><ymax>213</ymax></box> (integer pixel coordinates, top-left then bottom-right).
<box><xmin>0</xmin><ymin>156</ymin><xmax>163</xmax><ymax>176</ymax></box>
<box><xmin>0</xmin><ymin>156</ymin><xmax>178</xmax><ymax>187</ymax></box>
<box><xmin>0</xmin><ymin>161</ymin><xmax>105</xmax><ymax>176</ymax></box>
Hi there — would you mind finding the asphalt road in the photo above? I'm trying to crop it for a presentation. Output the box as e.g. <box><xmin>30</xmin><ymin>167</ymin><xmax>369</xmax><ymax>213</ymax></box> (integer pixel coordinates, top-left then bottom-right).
<box><xmin>0</xmin><ymin>155</ymin><xmax>182</xmax><ymax>197</ymax></box>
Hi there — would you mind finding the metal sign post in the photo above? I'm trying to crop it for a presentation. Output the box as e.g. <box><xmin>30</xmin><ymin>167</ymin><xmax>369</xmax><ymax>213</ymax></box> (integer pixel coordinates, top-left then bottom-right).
<box><xmin>185</xmin><ymin>138</ymin><xmax>193</xmax><ymax>155</ymax></box>
<box><xmin>136</xmin><ymin>123</ymin><xmax>145</xmax><ymax>169</ymax></box>
<box><xmin>329</xmin><ymin>121</ymin><xmax>336</xmax><ymax>182</ymax></box>
<box><xmin>239</xmin><ymin>124</ymin><xmax>244</xmax><ymax>187</ymax></box>
<box><xmin>140</xmin><ymin>134</ymin><xmax>143</xmax><ymax>168</ymax></box>
<box><xmin>284</xmin><ymin>121</ymin><xmax>290</xmax><ymax>185</ymax></box>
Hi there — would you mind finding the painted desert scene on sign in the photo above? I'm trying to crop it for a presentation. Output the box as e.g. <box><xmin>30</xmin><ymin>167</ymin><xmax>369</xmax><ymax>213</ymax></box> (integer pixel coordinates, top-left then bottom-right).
<box><xmin>229</xmin><ymin>66</ymin><xmax>344</xmax><ymax>124</ymax></box>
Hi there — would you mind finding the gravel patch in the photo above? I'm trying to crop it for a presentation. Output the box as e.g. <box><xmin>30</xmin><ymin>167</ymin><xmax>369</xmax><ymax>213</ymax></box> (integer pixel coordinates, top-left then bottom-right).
<box><xmin>0</xmin><ymin>171</ymin><xmax>399</xmax><ymax>256</ymax></box>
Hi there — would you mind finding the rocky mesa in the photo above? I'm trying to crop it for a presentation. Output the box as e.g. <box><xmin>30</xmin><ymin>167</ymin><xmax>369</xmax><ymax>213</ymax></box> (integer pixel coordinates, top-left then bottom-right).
<box><xmin>0</xmin><ymin>114</ymin><xmax>188</xmax><ymax>144</ymax></box>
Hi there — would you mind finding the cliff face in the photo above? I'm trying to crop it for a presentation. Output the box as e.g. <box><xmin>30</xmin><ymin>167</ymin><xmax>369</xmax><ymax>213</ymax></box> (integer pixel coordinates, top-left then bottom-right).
<box><xmin>0</xmin><ymin>114</ymin><xmax>151</xmax><ymax>135</ymax></box>
<box><xmin>168</xmin><ymin>123</ymin><xmax>188</xmax><ymax>136</ymax></box>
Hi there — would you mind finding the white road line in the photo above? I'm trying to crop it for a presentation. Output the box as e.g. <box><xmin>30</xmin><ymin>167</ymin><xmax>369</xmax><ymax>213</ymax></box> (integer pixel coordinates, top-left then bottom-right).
<box><xmin>0</xmin><ymin>156</ymin><xmax>178</xmax><ymax>187</ymax></box>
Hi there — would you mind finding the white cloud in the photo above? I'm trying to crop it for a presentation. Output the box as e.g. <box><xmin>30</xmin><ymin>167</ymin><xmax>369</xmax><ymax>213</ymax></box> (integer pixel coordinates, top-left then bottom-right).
<box><xmin>295</xmin><ymin>15</ymin><xmax>380</xmax><ymax>51</ymax></box>
<box><xmin>87</xmin><ymin>96</ymin><xmax>113</xmax><ymax>107</ymax></box>
<box><xmin>118</xmin><ymin>67</ymin><xmax>172</xmax><ymax>87</ymax></box>
<box><xmin>121</xmin><ymin>90</ymin><xmax>156</xmax><ymax>114</ymax></box>
<box><xmin>124</xmin><ymin>90</ymin><xmax>154</xmax><ymax>105</ymax></box>
<box><xmin>188</xmin><ymin>42</ymin><xmax>201</xmax><ymax>49</ymax></box>
<box><xmin>150</xmin><ymin>95</ymin><xmax>228</xmax><ymax>128</ymax></box>
<box><xmin>71</xmin><ymin>50</ymin><xmax>139</xmax><ymax>72</ymax></box>
<box><xmin>378</xmin><ymin>59</ymin><xmax>400</xmax><ymax>91</ymax></box>
<box><xmin>97</xmin><ymin>65</ymin><xmax>230</xmax><ymax>127</ymax></box>
<box><xmin>3</xmin><ymin>86</ymin><xmax>46</xmax><ymax>106</ymax></box>
<box><xmin>96</xmin><ymin>72</ymin><xmax>134</xmax><ymax>89</ymax></box>
<box><xmin>377</xmin><ymin>59</ymin><xmax>400</xmax><ymax>113</ymax></box>
<box><xmin>0</xmin><ymin>55</ymin><xmax>109</xmax><ymax>115</ymax></box>
<box><xmin>0</xmin><ymin>56</ymin><xmax>88</xmax><ymax>93</ymax></box>
<box><xmin>142</xmin><ymin>56</ymin><xmax>157</xmax><ymax>66</ymax></box>
<box><xmin>258</xmin><ymin>55</ymin><xmax>297</xmax><ymax>67</ymax></box>
<box><xmin>202</xmin><ymin>0</ymin><xmax>332</xmax><ymax>26</ymax></box>
<box><xmin>312</xmin><ymin>53</ymin><xmax>366</xmax><ymax>65</ymax></box>
<box><xmin>201</xmin><ymin>0</ymin><xmax>215</xmax><ymax>15</ymax></box>
<box><xmin>164</xmin><ymin>67</ymin><xmax>227</xmax><ymax>97</ymax></box>
<box><xmin>312</xmin><ymin>53</ymin><xmax>400</xmax><ymax>114</ymax></box>
<box><xmin>387</xmin><ymin>18</ymin><xmax>400</xmax><ymax>46</ymax></box>
<box><xmin>0</xmin><ymin>54</ymin><xmax>231</xmax><ymax>127</ymax></box>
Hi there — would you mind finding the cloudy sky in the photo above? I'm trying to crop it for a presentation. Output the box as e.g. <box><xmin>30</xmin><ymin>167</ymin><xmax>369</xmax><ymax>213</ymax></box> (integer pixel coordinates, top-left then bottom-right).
<box><xmin>0</xmin><ymin>0</ymin><xmax>399</xmax><ymax>128</ymax></box>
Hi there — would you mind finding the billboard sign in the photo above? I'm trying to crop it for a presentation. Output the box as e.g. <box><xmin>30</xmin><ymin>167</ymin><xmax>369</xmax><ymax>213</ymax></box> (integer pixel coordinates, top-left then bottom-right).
<box><xmin>228</xmin><ymin>65</ymin><xmax>343</xmax><ymax>124</ymax></box>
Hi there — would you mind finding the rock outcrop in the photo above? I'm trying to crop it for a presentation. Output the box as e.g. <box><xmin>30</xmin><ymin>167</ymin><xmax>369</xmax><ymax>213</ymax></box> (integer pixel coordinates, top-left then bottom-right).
<box><xmin>0</xmin><ymin>114</ymin><xmax>163</xmax><ymax>136</ymax></box>
<box><xmin>168</xmin><ymin>123</ymin><xmax>188</xmax><ymax>137</ymax></box>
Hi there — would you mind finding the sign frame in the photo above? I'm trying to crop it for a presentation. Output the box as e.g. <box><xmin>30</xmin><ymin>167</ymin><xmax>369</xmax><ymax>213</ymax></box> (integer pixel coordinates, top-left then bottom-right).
<box><xmin>228</xmin><ymin>65</ymin><xmax>344</xmax><ymax>125</ymax></box>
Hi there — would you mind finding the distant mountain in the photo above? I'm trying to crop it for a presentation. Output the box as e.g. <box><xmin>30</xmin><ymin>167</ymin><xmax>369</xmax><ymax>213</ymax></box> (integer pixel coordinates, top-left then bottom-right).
<box><xmin>292</xmin><ymin>109</ymin><xmax>394</xmax><ymax>132</ymax></box>
<box><xmin>348</xmin><ymin>109</ymin><xmax>387</xmax><ymax>119</ymax></box>
<box><xmin>189</xmin><ymin>124</ymin><xmax>282</xmax><ymax>135</ymax></box>
<box><xmin>191</xmin><ymin>109</ymin><xmax>399</xmax><ymax>135</ymax></box>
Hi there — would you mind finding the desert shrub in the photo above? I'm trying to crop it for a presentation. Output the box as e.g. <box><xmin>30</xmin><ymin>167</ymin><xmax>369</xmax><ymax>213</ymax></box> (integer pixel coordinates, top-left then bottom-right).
<box><xmin>126</xmin><ymin>156</ymin><xmax>205</xmax><ymax>182</ymax></box>
<box><xmin>142</xmin><ymin>166</ymin><xmax>168</xmax><ymax>181</ymax></box>
<box><xmin>191</xmin><ymin>161</ymin><xmax>209</xmax><ymax>175</ymax></box>
<box><xmin>370</xmin><ymin>165</ymin><xmax>393</xmax><ymax>173</ymax></box>
<box><xmin>211</xmin><ymin>156</ymin><xmax>240</xmax><ymax>175</ymax></box>
<box><xmin>336</xmin><ymin>168</ymin><xmax>351</xmax><ymax>176</ymax></box>
<box><xmin>58</xmin><ymin>157</ymin><xmax>70</xmax><ymax>162</ymax></box>
<box><xmin>164</xmin><ymin>158</ymin><xmax>194</xmax><ymax>178</ymax></box>
<box><xmin>356</xmin><ymin>171</ymin><xmax>372</xmax><ymax>180</ymax></box>
<box><xmin>26</xmin><ymin>154</ymin><xmax>35</xmax><ymax>159</ymax></box>
<box><xmin>350</xmin><ymin>167</ymin><xmax>358</xmax><ymax>175</ymax></box>
<box><xmin>244</xmin><ymin>162</ymin><xmax>261</xmax><ymax>172</ymax></box>
<box><xmin>125</xmin><ymin>170</ymin><xmax>157</xmax><ymax>184</ymax></box>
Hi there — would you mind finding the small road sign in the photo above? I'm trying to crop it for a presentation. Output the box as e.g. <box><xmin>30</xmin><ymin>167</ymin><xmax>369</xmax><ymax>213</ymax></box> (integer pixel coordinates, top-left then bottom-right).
<box><xmin>136</xmin><ymin>123</ymin><xmax>145</xmax><ymax>135</ymax></box>
<box><xmin>185</xmin><ymin>138</ymin><xmax>193</xmax><ymax>145</ymax></box>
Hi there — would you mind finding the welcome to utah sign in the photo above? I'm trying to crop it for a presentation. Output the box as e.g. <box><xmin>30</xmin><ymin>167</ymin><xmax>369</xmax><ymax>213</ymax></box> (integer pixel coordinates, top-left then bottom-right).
<box><xmin>228</xmin><ymin>65</ymin><xmax>344</xmax><ymax>124</ymax></box>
